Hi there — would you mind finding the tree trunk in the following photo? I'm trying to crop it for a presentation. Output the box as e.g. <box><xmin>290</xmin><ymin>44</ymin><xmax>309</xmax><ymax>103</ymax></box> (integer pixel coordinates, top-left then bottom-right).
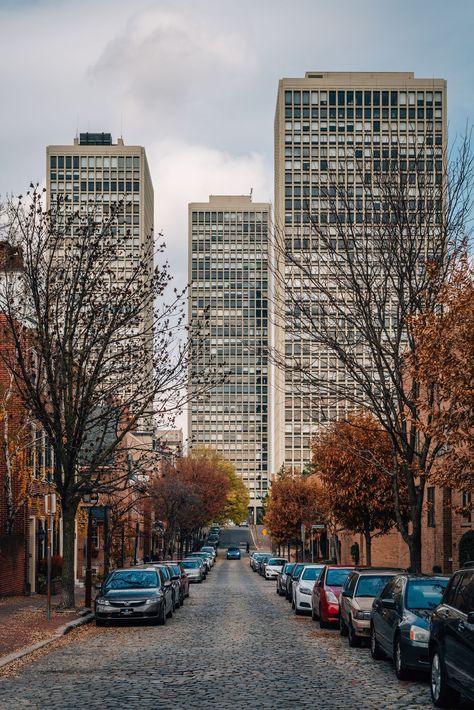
<box><xmin>364</xmin><ymin>528</ymin><xmax>372</xmax><ymax>567</ymax></box>
<box><xmin>61</xmin><ymin>502</ymin><xmax>78</xmax><ymax>608</ymax></box>
<box><xmin>408</xmin><ymin>524</ymin><xmax>422</xmax><ymax>573</ymax></box>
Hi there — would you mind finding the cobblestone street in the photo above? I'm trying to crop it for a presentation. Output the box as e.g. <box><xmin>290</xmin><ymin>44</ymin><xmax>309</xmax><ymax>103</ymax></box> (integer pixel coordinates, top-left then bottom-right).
<box><xmin>0</xmin><ymin>552</ymin><xmax>453</xmax><ymax>710</ymax></box>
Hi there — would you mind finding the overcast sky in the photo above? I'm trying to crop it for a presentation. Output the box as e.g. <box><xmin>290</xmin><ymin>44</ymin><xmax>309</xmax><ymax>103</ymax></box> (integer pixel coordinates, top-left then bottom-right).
<box><xmin>1</xmin><ymin>0</ymin><xmax>473</xmax><ymax>287</ymax></box>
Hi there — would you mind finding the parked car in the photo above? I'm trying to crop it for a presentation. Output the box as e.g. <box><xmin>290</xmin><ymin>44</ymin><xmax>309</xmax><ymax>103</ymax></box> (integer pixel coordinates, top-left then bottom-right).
<box><xmin>226</xmin><ymin>546</ymin><xmax>241</xmax><ymax>560</ymax></box>
<box><xmin>264</xmin><ymin>557</ymin><xmax>287</xmax><ymax>580</ymax></box>
<box><xmin>95</xmin><ymin>567</ymin><xmax>173</xmax><ymax>626</ymax></box>
<box><xmin>429</xmin><ymin>563</ymin><xmax>474</xmax><ymax>707</ymax></box>
<box><xmin>340</xmin><ymin>568</ymin><xmax>402</xmax><ymax>647</ymax></box>
<box><xmin>250</xmin><ymin>552</ymin><xmax>270</xmax><ymax>572</ymax></box>
<box><xmin>370</xmin><ymin>574</ymin><xmax>449</xmax><ymax>679</ymax></box>
<box><xmin>164</xmin><ymin>562</ymin><xmax>191</xmax><ymax>606</ymax></box>
<box><xmin>257</xmin><ymin>553</ymin><xmax>274</xmax><ymax>576</ymax></box>
<box><xmin>312</xmin><ymin>566</ymin><xmax>357</xmax><ymax>627</ymax></box>
<box><xmin>277</xmin><ymin>563</ymin><xmax>295</xmax><ymax>596</ymax></box>
<box><xmin>153</xmin><ymin>564</ymin><xmax>180</xmax><ymax>611</ymax></box>
<box><xmin>181</xmin><ymin>558</ymin><xmax>205</xmax><ymax>583</ymax></box>
<box><xmin>286</xmin><ymin>562</ymin><xmax>305</xmax><ymax>601</ymax></box>
<box><xmin>186</xmin><ymin>552</ymin><xmax>213</xmax><ymax>571</ymax></box>
<box><xmin>201</xmin><ymin>545</ymin><xmax>217</xmax><ymax>561</ymax></box>
<box><xmin>292</xmin><ymin>564</ymin><xmax>324</xmax><ymax>615</ymax></box>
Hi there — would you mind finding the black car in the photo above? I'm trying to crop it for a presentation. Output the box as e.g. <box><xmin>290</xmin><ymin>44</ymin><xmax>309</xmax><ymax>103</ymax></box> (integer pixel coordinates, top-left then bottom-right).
<box><xmin>429</xmin><ymin>563</ymin><xmax>474</xmax><ymax>707</ymax></box>
<box><xmin>286</xmin><ymin>562</ymin><xmax>305</xmax><ymax>601</ymax></box>
<box><xmin>370</xmin><ymin>574</ymin><xmax>449</xmax><ymax>679</ymax></box>
<box><xmin>95</xmin><ymin>567</ymin><xmax>174</xmax><ymax>626</ymax></box>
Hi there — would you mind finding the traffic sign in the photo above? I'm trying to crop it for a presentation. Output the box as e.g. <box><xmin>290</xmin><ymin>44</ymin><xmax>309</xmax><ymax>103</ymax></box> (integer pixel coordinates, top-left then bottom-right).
<box><xmin>312</xmin><ymin>524</ymin><xmax>326</xmax><ymax>530</ymax></box>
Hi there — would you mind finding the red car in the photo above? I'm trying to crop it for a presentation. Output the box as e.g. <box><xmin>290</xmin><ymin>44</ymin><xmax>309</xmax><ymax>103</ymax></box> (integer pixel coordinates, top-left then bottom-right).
<box><xmin>312</xmin><ymin>565</ymin><xmax>358</xmax><ymax>627</ymax></box>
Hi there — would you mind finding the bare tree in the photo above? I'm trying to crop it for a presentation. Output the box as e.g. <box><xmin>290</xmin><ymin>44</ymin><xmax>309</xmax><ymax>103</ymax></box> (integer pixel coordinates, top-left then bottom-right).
<box><xmin>270</xmin><ymin>136</ymin><xmax>474</xmax><ymax>572</ymax></box>
<box><xmin>0</xmin><ymin>187</ymin><xmax>214</xmax><ymax>606</ymax></box>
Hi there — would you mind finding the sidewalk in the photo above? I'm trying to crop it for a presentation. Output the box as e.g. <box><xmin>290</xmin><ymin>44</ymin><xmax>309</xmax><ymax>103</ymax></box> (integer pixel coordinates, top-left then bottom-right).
<box><xmin>0</xmin><ymin>586</ymin><xmax>91</xmax><ymax>665</ymax></box>
<box><xmin>250</xmin><ymin>524</ymin><xmax>272</xmax><ymax>551</ymax></box>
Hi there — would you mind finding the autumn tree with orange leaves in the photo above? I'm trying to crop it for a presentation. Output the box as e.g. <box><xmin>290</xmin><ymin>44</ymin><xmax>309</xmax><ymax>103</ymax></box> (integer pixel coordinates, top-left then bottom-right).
<box><xmin>264</xmin><ymin>472</ymin><xmax>321</xmax><ymax>560</ymax></box>
<box><xmin>312</xmin><ymin>414</ymin><xmax>405</xmax><ymax>565</ymax></box>
<box><xmin>412</xmin><ymin>260</ymin><xmax>474</xmax><ymax>503</ymax></box>
<box><xmin>150</xmin><ymin>447</ymin><xmax>232</xmax><ymax>558</ymax></box>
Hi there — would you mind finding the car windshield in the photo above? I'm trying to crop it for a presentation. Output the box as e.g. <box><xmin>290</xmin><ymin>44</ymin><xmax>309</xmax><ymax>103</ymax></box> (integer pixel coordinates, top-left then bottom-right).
<box><xmin>106</xmin><ymin>571</ymin><xmax>158</xmax><ymax>590</ymax></box>
<box><xmin>326</xmin><ymin>569</ymin><xmax>353</xmax><ymax>587</ymax></box>
<box><xmin>284</xmin><ymin>564</ymin><xmax>295</xmax><ymax>574</ymax></box>
<box><xmin>356</xmin><ymin>575</ymin><xmax>394</xmax><ymax>598</ymax></box>
<box><xmin>293</xmin><ymin>564</ymin><xmax>305</xmax><ymax>578</ymax></box>
<box><xmin>406</xmin><ymin>579</ymin><xmax>448</xmax><ymax>610</ymax></box>
<box><xmin>228</xmin><ymin>547</ymin><xmax>239</xmax><ymax>552</ymax></box>
<box><xmin>302</xmin><ymin>568</ymin><xmax>322</xmax><ymax>581</ymax></box>
<box><xmin>268</xmin><ymin>559</ymin><xmax>286</xmax><ymax>566</ymax></box>
<box><xmin>182</xmin><ymin>560</ymin><xmax>200</xmax><ymax>569</ymax></box>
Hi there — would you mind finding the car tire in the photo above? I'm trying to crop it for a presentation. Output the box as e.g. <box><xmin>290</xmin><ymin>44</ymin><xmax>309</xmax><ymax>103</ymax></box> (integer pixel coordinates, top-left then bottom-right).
<box><xmin>394</xmin><ymin>635</ymin><xmax>411</xmax><ymax>680</ymax></box>
<box><xmin>167</xmin><ymin>601</ymin><xmax>173</xmax><ymax>619</ymax></box>
<box><xmin>291</xmin><ymin>599</ymin><xmax>295</xmax><ymax>610</ymax></box>
<box><xmin>339</xmin><ymin>615</ymin><xmax>349</xmax><ymax>637</ymax></box>
<box><xmin>370</xmin><ymin>624</ymin><xmax>384</xmax><ymax>660</ymax></box>
<box><xmin>348</xmin><ymin>620</ymin><xmax>361</xmax><ymax>647</ymax></box>
<box><xmin>311</xmin><ymin>606</ymin><xmax>318</xmax><ymax>621</ymax></box>
<box><xmin>319</xmin><ymin>607</ymin><xmax>329</xmax><ymax>629</ymax></box>
<box><xmin>95</xmin><ymin>618</ymin><xmax>106</xmax><ymax>627</ymax></box>
<box><xmin>157</xmin><ymin>603</ymin><xmax>166</xmax><ymax>626</ymax></box>
<box><xmin>295</xmin><ymin>606</ymin><xmax>302</xmax><ymax>615</ymax></box>
<box><xmin>430</xmin><ymin>648</ymin><xmax>460</xmax><ymax>708</ymax></box>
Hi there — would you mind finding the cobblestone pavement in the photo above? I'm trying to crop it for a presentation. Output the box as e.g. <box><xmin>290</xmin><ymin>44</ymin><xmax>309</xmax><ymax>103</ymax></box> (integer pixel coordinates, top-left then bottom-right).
<box><xmin>0</xmin><ymin>553</ymin><xmax>460</xmax><ymax>710</ymax></box>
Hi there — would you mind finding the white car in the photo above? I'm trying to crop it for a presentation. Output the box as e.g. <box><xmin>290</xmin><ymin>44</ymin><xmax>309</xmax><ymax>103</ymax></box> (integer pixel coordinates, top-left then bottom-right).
<box><xmin>292</xmin><ymin>564</ymin><xmax>324</xmax><ymax>615</ymax></box>
<box><xmin>264</xmin><ymin>557</ymin><xmax>288</xmax><ymax>580</ymax></box>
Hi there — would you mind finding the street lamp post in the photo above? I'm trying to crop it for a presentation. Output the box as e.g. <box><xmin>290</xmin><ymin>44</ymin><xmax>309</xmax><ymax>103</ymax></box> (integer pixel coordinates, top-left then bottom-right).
<box><xmin>44</xmin><ymin>492</ymin><xmax>56</xmax><ymax>621</ymax></box>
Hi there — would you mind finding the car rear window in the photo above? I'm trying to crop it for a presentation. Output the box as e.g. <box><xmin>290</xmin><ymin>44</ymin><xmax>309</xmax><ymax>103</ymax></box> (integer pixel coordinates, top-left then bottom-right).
<box><xmin>355</xmin><ymin>575</ymin><xmax>394</xmax><ymax>598</ymax></box>
<box><xmin>302</xmin><ymin>567</ymin><xmax>323</xmax><ymax>581</ymax></box>
<box><xmin>268</xmin><ymin>559</ymin><xmax>286</xmax><ymax>566</ymax></box>
<box><xmin>182</xmin><ymin>560</ymin><xmax>200</xmax><ymax>568</ymax></box>
<box><xmin>293</xmin><ymin>564</ymin><xmax>305</xmax><ymax>578</ymax></box>
<box><xmin>326</xmin><ymin>569</ymin><xmax>353</xmax><ymax>587</ymax></box>
<box><xmin>406</xmin><ymin>578</ymin><xmax>448</xmax><ymax>610</ymax></box>
<box><xmin>284</xmin><ymin>564</ymin><xmax>295</xmax><ymax>574</ymax></box>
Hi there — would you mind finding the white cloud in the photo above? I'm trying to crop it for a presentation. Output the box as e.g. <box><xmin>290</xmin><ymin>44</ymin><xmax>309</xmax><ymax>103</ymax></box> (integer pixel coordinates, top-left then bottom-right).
<box><xmin>147</xmin><ymin>139</ymin><xmax>272</xmax><ymax>287</ymax></box>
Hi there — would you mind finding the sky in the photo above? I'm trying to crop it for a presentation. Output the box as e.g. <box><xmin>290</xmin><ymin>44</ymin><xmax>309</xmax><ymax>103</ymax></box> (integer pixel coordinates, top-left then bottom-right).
<box><xmin>1</xmin><ymin>0</ymin><xmax>473</xmax><ymax>289</ymax></box>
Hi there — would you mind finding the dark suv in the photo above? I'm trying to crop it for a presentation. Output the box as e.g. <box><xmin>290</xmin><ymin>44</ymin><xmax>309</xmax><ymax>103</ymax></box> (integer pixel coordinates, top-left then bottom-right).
<box><xmin>429</xmin><ymin>562</ymin><xmax>474</xmax><ymax>707</ymax></box>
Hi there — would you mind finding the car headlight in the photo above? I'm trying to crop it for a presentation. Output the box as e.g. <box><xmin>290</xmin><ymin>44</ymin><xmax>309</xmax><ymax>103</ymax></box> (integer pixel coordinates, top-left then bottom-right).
<box><xmin>97</xmin><ymin>599</ymin><xmax>111</xmax><ymax>606</ymax></box>
<box><xmin>409</xmin><ymin>625</ymin><xmax>429</xmax><ymax>644</ymax></box>
<box><xmin>300</xmin><ymin>586</ymin><xmax>313</xmax><ymax>595</ymax></box>
<box><xmin>143</xmin><ymin>598</ymin><xmax>157</xmax><ymax>606</ymax></box>
<box><xmin>326</xmin><ymin>590</ymin><xmax>339</xmax><ymax>604</ymax></box>
<box><xmin>353</xmin><ymin>610</ymin><xmax>371</xmax><ymax>620</ymax></box>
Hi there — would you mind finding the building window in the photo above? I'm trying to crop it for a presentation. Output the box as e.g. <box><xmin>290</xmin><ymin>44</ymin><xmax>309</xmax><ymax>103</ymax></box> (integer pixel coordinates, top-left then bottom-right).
<box><xmin>427</xmin><ymin>486</ymin><xmax>435</xmax><ymax>527</ymax></box>
<box><xmin>461</xmin><ymin>491</ymin><xmax>472</xmax><ymax>526</ymax></box>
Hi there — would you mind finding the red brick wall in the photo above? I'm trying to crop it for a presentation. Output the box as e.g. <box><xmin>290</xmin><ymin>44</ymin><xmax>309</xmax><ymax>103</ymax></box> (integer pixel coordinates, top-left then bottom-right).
<box><xmin>0</xmin><ymin>533</ymin><xmax>26</xmax><ymax>595</ymax></box>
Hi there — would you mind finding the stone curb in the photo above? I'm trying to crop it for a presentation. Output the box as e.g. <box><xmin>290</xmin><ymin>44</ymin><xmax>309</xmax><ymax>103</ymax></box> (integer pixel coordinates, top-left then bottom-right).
<box><xmin>0</xmin><ymin>611</ymin><xmax>95</xmax><ymax>669</ymax></box>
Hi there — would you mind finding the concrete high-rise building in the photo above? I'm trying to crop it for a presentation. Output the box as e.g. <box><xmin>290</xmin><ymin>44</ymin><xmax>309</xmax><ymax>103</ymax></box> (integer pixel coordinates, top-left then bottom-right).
<box><xmin>274</xmin><ymin>72</ymin><xmax>447</xmax><ymax>471</ymax></box>
<box><xmin>188</xmin><ymin>195</ymin><xmax>270</xmax><ymax>523</ymax></box>
<box><xmin>46</xmin><ymin>133</ymin><xmax>155</xmax><ymax>433</ymax></box>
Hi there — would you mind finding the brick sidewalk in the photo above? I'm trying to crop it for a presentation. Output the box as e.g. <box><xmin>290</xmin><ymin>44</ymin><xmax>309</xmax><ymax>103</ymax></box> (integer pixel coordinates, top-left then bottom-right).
<box><xmin>0</xmin><ymin>587</ymin><xmax>86</xmax><ymax>659</ymax></box>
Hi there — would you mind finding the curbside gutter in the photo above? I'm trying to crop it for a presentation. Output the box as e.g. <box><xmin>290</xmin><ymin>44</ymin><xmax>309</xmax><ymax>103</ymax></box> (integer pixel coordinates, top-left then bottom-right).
<box><xmin>0</xmin><ymin>611</ymin><xmax>95</xmax><ymax>670</ymax></box>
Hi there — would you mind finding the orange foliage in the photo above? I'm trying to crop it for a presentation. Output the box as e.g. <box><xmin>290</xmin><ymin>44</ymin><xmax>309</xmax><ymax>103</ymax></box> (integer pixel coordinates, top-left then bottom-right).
<box><xmin>412</xmin><ymin>260</ymin><xmax>474</xmax><ymax>497</ymax></box>
<box><xmin>312</xmin><ymin>413</ymin><xmax>404</xmax><ymax>563</ymax></box>
<box><xmin>264</xmin><ymin>473</ymin><xmax>320</xmax><ymax>547</ymax></box>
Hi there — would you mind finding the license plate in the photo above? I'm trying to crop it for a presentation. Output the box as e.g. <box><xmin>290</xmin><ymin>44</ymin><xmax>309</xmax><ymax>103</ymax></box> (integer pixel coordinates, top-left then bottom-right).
<box><xmin>120</xmin><ymin>608</ymin><xmax>134</xmax><ymax>616</ymax></box>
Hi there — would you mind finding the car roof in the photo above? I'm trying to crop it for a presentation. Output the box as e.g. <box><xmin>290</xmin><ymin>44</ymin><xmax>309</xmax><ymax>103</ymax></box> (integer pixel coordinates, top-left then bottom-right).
<box><xmin>352</xmin><ymin>568</ymin><xmax>403</xmax><ymax>576</ymax></box>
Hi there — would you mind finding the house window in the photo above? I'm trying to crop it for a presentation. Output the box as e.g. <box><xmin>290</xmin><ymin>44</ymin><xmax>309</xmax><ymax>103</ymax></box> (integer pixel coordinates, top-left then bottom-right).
<box><xmin>461</xmin><ymin>491</ymin><xmax>472</xmax><ymax>526</ymax></box>
<box><xmin>427</xmin><ymin>486</ymin><xmax>436</xmax><ymax>527</ymax></box>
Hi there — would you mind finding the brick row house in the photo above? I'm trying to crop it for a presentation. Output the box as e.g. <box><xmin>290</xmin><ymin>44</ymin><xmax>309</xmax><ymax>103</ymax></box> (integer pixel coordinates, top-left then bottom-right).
<box><xmin>339</xmin><ymin>486</ymin><xmax>474</xmax><ymax>573</ymax></box>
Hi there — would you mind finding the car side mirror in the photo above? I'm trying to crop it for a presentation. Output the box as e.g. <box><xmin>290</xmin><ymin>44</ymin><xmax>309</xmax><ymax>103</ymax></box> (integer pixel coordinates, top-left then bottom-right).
<box><xmin>467</xmin><ymin>611</ymin><xmax>474</xmax><ymax>625</ymax></box>
<box><xmin>342</xmin><ymin>590</ymin><xmax>351</xmax><ymax>598</ymax></box>
<box><xmin>381</xmin><ymin>598</ymin><xmax>396</xmax><ymax>609</ymax></box>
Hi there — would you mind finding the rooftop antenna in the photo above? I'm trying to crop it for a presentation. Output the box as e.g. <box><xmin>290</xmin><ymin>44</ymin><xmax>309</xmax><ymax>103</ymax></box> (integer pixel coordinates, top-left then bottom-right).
<box><xmin>75</xmin><ymin>114</ymin><xmax>78</xmax><ymax>140</ymax></box>
<box><xmin>250</xmin><ymin>187</ymin><xmax>253</xmax><ymax>201</ymax></box>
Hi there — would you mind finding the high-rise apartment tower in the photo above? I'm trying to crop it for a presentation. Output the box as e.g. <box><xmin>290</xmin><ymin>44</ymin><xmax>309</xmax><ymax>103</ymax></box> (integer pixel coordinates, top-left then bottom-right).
<box><xmin>274</xmin><ymin>72</ymin><xmax>447</xmax><ymax>471</ymax></box>
<box><xmin>188</xmin><ymin>195</ymin><xmax>270</xmax><ymax>523</ymax></box>
<box><xmin>46</xmin><ymin>133</ymin><xmax>155</xmax><ymax>434</ymax></box>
